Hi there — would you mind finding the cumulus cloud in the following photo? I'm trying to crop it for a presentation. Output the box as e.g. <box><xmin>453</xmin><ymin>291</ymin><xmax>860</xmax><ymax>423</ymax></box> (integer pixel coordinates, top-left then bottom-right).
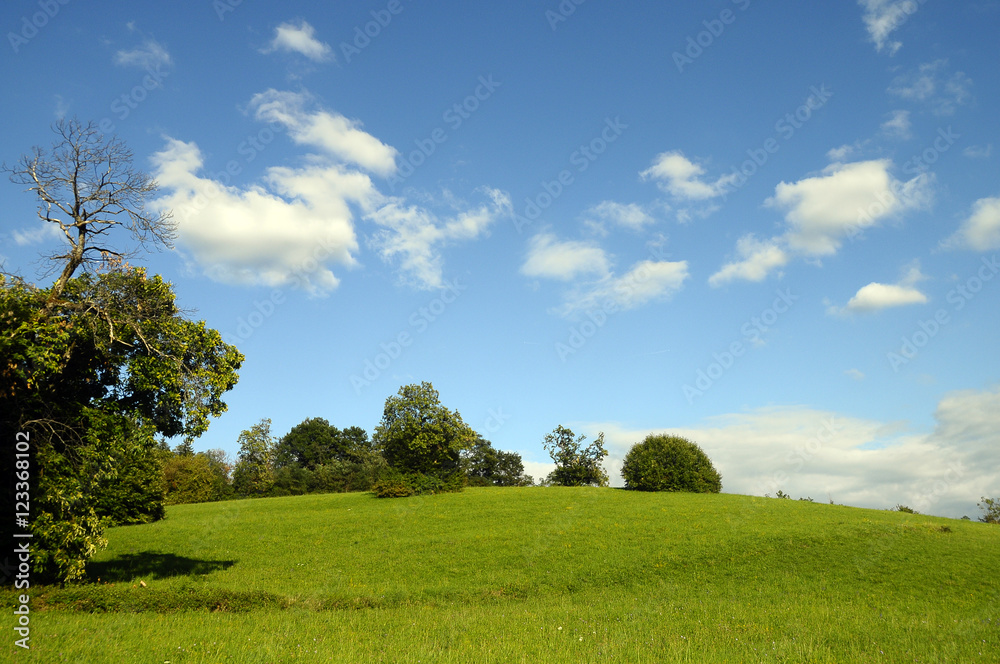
<box><xmin>114</xmin><ymin>38</ymin><xmax>172</xmax><ymax>69</ymax></box>
<box><xmin>858</xmin><ymin>0</ymin><xmax>919</xmax><ymax>54</ymax></box>
<box><xmin>766</xmin><ymin>159</ymin><xmax>933</xmax><ymax>257</ymax></box>
<box><xmin>152</xmin><ymin>92</ymin><xmax>502</xmax><ymax>292</ymax></box>
<box><xmin>887</xmin><ymin>60</ymin><xmax>973</xmax><ymax>116</ymax></box>
<box><xmin>584</xmin><ymin>384</ymin><xmax>1000</xmax><ymax>517</ymax></box>
<box><xmin>710</xmin><ymin>160</ymin><xmax>933</xmax><ymax>285</ymax></box>
<box><xmin>640</xmin><ymin>151</ymin><xmax>736</xmax><ymax>201</ymax></box>
<box><xmin>521</xmin><ymin>233</ymin><xmax>610</xmax><ymax>282</ymax></box>
<box><xmin>831</xmin><ymin>261</ymin><xmax>929</xmax><ymax>313</ymax></box>
<box><xmin>10</xmin><ymin>222</ymin><xmax>63</xmax><ymax>247</ymax></box>
<box><xmin>943</xmin><ymin>196</ymin><xmax>1000</xmax><ymax>251</ymax></box>
<box><xmin>708</xmin><ymin>235</ymin><xmax>789</xmax><ymax>287</ymax></box>
<box><xmin>250</xmin><ymin>90</ymin><xmax>397</xmax><ymax>176</ymax></box>
<box><xmin>263</xmin><ymin>19</ymin><xmax>332</xmax><ymax>61</ymax></box>
<box><xmin>368</xmin><ymin>188</ymin><xmax>511</xmax><ymax>289</ymax></box>
<box><xmin>150</xmin><ymin>138</ymin><xmax>371</xmax><ymax>293</ymax></box>
<box><xmin>558</xmin><ymin>259</ymin><xmax>689</xmax><ymax>316</ymax></box>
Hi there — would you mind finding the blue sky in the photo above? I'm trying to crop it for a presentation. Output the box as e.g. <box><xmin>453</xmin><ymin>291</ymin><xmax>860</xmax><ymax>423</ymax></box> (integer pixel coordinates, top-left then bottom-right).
<box><xmin>3</xmin><ymin>0</ymin><xmax>999</xmax><ymax>517</ymax></box>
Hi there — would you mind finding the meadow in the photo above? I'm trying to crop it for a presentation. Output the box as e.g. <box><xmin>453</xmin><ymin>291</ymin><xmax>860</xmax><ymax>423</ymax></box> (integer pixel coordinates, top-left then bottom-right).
<box><xmin>5</xmin><ymin>487</ymin><xmax>999</xmax><ymax>663</ymax></box>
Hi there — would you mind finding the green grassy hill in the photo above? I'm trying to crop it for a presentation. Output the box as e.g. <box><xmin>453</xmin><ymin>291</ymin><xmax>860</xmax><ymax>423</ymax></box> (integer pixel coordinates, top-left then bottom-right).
<box><xmin>8</xmin><ymin>488</ymin><xmax>1000</xmax><ymax>663</ymax></box>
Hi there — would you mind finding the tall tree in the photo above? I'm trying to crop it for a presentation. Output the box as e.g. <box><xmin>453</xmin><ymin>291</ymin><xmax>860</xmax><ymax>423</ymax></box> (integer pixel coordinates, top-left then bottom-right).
<box><xmin>1</xmin><ymin>120</ymin><xmax>240</xmax><ymax>584</ymax></box>
<box><xmin>233</xmin><ymin>419</ymin><xmax>276</xmax><ymax>497</ymax></box>
<box><xmin>3</xmin><ymin>118</ymin><xmax>175</xmax><ymax>304</ymax></box>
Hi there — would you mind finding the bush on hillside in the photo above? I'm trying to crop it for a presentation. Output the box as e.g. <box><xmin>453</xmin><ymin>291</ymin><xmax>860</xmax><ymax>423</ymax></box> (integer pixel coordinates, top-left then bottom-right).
<box><xmin>621</xmin><ymin>434</ymin><xmax>722</xmax><ymax>493</ymax></box>
<box><xmin>371</xmin><ymin>469</ymin><xmax>466</xmax><ymax>498</ymax></box>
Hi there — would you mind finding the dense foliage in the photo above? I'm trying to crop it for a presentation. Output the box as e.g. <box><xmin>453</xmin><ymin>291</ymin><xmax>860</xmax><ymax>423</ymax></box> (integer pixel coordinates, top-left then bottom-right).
<box><xmin>1</xmin><ymin>270</ymin><xmax>243</xmax><ymax>584</ymax></box>
<box><xmin>372</xmin><ymin>382</ymin><xmax>476</xmax><ymax>494</ymax></box>
<box><xmin>621</xmin><ymin>434</ymin><xmax>722</xmax><ymax>493</ymax></box>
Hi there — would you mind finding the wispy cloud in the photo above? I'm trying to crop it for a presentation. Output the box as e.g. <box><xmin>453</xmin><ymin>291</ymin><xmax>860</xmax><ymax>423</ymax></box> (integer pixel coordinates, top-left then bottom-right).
<box><xmin>250</xmin><ymin>89</ymin><xmax>397</xmax><ymax>176</ymax></box>
<box><xmin>887</xmin><ymin>60</ymin><xmax>973</xmax><ymax>116</ymax></box>
<box><xmin>557</xmin><ymin>259</ymin><xmax>689</xmax><ymax>317</ymax></box>
<box><xmin>521</xmin><ymin>233</ymin><xmax>610</xmax><ymax>281</ymax></box>
<box><xmin>368</xmin><ymin>188</ymin><xmax>511</xmax><ymax>290</ymax></box>
<box><xmin>582</xmin><ymin>201</ymin><xmax>656</xmax><ymax>233</ymax></box>
<box><xmin>263</xmin><ymin>19</ymin><xmax>333</xmax><ymax>62</ymax></box>
<box><xmin>114</xmin><ymin>38</ymin><xmax>172</xmax><ymax>69</ymax></box>
<box><xmin>858</xmin><ymin>0</ymin><xmax>919</xmax><ymax>55</ymax></box>
<box><xmin>881</xmin><ymin>109</ymin><xmax>912</xmax><ymax>139</ymax></box>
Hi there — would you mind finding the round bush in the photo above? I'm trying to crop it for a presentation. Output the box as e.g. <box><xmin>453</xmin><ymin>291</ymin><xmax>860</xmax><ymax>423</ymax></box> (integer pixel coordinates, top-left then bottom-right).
<box><xmin>621</xmin><ymin>434</ymin><xmax>722</xmax><ymax>493</ymax></box>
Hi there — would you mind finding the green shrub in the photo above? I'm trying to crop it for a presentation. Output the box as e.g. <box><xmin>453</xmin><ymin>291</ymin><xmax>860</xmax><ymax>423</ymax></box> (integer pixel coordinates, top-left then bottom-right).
<box><xmin>371</xmin><ymin>469</ymin><xmax>466</xmax><ymax>498</ymax></box>
<box><xmin>621</xmin><ymin>434</ymin><xmax>721</xmax><ymax>493</ymax></box>
<box><xmin>894</xmin><ymin>504</ymin><xmax>918</xmax><ymax>514</ymax></box>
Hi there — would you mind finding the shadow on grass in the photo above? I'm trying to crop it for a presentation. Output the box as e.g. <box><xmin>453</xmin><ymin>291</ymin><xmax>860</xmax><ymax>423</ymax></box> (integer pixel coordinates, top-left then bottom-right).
<box><xmin>86</xmin><ymin>552</ymin><xmax>236</xmax><ymax>582</ymax></box>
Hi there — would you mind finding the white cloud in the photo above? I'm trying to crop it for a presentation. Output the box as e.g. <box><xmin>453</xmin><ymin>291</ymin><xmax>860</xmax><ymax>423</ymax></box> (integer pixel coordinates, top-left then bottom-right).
<box><xmin>826</xmin><ymin>144</ymin><xmax>860</xmax><ymax>162</ymax></box>
<box><xmin>836</xmin><ymin>261</ymin><xmax>928</xmax><ymax>313</ymax></box>
<box><xmin>881</xmin><ymin>109</ymin><xmax>912</xmax><ymax>139</ymax></box>
<box><xmin>150</xmin><ymin>138</ymin><xmax>372</xmax><ymax>293</ymax></box>
<box><xmin>583</xmin><ymin>201</ymin><xmax>655</xmax><ymax>232</ymax></box>
<box><xmin>708</xmin><ymin>235</ymin><xmax>789</xmax><ymax>287</ymax></box>
<box><xmin>858</xmin><ymin>0</ymin><xmax>919</xmax><ymax>54</ymax></box>
<box><xmin>887</xmin><ymin>60</ymin><xmax>973</xmax><ymax>115</ymax></box>
<box><xmin>766</xmin><ymin>159</ymin><xmax>933</xmax><ymax>257</ymax></box>
<box><xmin>114</xmin><ymin>39</ymin><xmax>172</xmax><ymax>69</ymax></box>
<box><xmin>963</xmin><ymin>144</ymin><xmax>993</xmax><ymax>159</ymax></box>
<box><xmin>585</xmin><ymin>384</ymin><xmax>1000</xmax><ymax>517</ymax></box>
<box><xmin>845</xmin><ymin>369</ymin><xmax>866</xmax><ymax>381</ymax></box>
<box><xmin>712</xmin><ymin>160</ymin><xmax>933</xmax><ymax>285</ymax></box>
<box><xmin>943</xmin><ymin>196</ymin><xmax>1000</xmax><ymax>251</ymax></box>
<box><xmin>250</xmin><ymin>90</ymin><xmax>397</xmax><ymax>176</ymax></box>
<box><xmin>11</xmin><ymin>222</ymin><xmax>63</xmax><ymax>246</ymax></box>
<box><xmin>368</xmin><ymin>188</ymin><xmax>510</xmax><ymax>289</ymax></box>
<box><xmin>264</xmin><ymin>19</ymin><xmax>332</xmax><ymax>62</ymax></box>
<box><xmin>846</xmin><ymin>282</ymin><xmax>928</xmax><ymax>312</ymax></box>
<box><xmin>558</xmin><ymin>259</ymin><xmax>689</xmax><ymax>316</ymax></box>
<box><xmin>521</xmin><ymin>233</ymin><xmax>610</xmax><ymax>281</ymax></box>
<box><xmin>640</xmin><ymin>151</ymin><xmax>736</xmax><ymax>201</ymax></box>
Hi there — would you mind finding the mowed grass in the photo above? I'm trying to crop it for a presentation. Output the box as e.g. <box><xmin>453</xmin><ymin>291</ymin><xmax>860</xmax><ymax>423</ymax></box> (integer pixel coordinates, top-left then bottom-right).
<box><xmin>6</xmin><ymin>487</ymin><xmax>1000</xmax><ymax>663</ymax></box>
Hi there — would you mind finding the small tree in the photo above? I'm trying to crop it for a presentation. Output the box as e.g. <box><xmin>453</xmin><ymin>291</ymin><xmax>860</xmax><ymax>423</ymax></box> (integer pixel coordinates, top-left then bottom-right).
<box><xmin>978</xmin><ymin>497</ymin><xmax>999</xmax><ymax>524</ymax></box>
<box><xmin>621</xmin><ymin>434</ymin><xmax>721</xmax><ymax>493</ymax></box>
<box><xmin>232</xmin><ymin>419</ymin><xmax>276</xmax><ymax>497</ymax></box>
<box><xmin>543</xmin><ymin>425</ymin><xmax>609</xmax><ymax>487</ymax></box>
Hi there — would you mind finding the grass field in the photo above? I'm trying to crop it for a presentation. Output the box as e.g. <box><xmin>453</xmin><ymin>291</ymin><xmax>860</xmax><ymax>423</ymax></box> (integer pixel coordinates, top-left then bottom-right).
<box><xmin>6</xmin><ymin>487</ymin><xmax>999</xmax><ymax>662</ymax></box>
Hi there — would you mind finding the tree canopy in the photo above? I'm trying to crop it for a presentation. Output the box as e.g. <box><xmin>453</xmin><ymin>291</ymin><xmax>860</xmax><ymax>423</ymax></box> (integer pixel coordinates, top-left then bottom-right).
<box><xmin>373</xmin><ymin>382</ymin><xmax>475</xmax><ymax>476</ymax></box>
<box><xmin>1</xmin><ymin>119</ymin><xmax>240</xmax><ymax>584</ymax></box>
<box><xmin>621</xmin><ymin>434</ymin><xmax>722</xmax><ymax>493</ymax></box>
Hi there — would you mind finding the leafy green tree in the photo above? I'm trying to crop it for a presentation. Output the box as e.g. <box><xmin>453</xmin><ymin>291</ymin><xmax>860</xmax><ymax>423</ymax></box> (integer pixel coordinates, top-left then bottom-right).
<box><xmin>1</xmin><ymin>120</ymin><xmax>241</xmax><ymax>584</ymax></box>
<box><xmin>620</xmin><ymin>434</ymin><xmax>722</xmax><ymax>493</ymax></box>
<box><xmin>373</xmin><ymin>382</ymin><xmax>476</xmax><ymax>476</ymax></box>
<box><xmin>978</xmin><ymin>497</ymin><xmax>999</xmax><ymax>524</ymax></box>
<box><xmin>463</xmin><ymin>435</ymin><xmax>533</xmax><ymax>487</ymax></box>
<box><xmin>88</xmin><ymin>410</ymin><xmax>167</xmax><ymax>525</ymax></box>
<box><xmin>233</xmin><ymin>419</ymin><xmax>276</xmax><ymax>497</ymax></box>
<box><xmin>543</xmin><ymin>425</ymin><xmax>609</xmax><ymax>487</ymax></box>
<box><xmin>274</xmin><ymin>418</ymin><xmax>370</xmax><ymax>470</ymax></box>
